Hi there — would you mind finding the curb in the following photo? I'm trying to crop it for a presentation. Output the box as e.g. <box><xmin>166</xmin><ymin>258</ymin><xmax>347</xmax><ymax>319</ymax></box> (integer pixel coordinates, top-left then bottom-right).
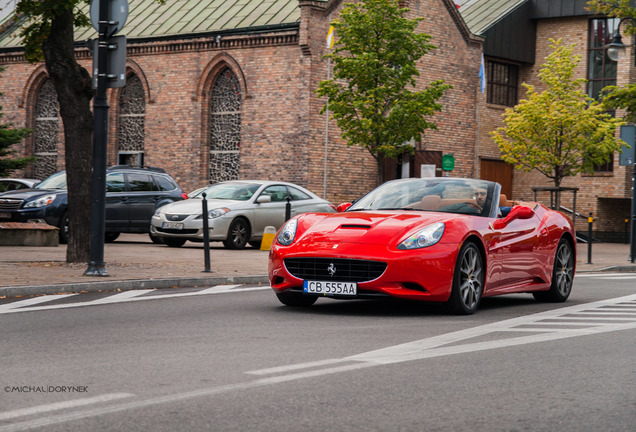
<box><xmin>0</xmin><ymin>275</ymin><xmax>270</xmax><ymax>299</ymax></box>
<box><xmin>576</xmin><ymin>265</ymin><xmax>636</xmax><ymax>273</ymax></box>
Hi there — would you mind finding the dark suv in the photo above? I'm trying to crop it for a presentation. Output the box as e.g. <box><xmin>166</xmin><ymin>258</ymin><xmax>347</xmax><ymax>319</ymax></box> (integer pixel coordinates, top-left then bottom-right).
<box><xmin>0</xmin><ymin>166</ymin><xmax>185</xmax><ymax>243</ymax></box>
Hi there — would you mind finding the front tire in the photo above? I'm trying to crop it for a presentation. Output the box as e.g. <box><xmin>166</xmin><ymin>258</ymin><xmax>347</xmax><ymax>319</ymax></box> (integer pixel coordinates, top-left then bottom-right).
<box><xmin>223</xmin><ymin>218</ymin><xmax>250</xmax><ymax>249</ymax></box>
<box><xmin>447</xmin><ymin>242</ymin><xmax>484</xmax><ymax>315</ymax></box>
<box><xmin>104</xmin><ymin>232</ymin><xmax>120</xmax><ymax>243</ymax></box>
<box><xmin>164</xmin><ymin>238</ymin><xmax>186</xmax><ymax>248</ymax></box>
<box><xmin>533</xmin><ymin>238</ymin><xmax>574</xmax><ymax>302</ymax></box>
<box><xmin>149</xmin><ymin>233</ymin><xmax>164</xmax><ymax>244</ymax></box>
<box><xmin>58</xmin><ymin>213</ymin><xmax>69</xmax><ymax>244</ymax></box>
<box><xmin>276</xmin><ymin>292</ymin><xmax>318</xmax><ymax>307</ymax></box>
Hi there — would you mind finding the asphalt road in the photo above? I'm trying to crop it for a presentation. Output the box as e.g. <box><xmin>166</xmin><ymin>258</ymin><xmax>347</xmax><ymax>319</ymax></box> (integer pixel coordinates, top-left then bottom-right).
<box><xmin>1</xmin><ymin>274</ymin><xmax>635</xmax><ymax>432</ymax></box>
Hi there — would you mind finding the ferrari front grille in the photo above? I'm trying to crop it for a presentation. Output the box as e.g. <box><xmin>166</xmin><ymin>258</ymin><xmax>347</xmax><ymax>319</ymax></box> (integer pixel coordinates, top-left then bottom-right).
<box><xmin>284</xmin><ymin>257</ymin><xmax>387</xmax><ymax>283</ymax></box>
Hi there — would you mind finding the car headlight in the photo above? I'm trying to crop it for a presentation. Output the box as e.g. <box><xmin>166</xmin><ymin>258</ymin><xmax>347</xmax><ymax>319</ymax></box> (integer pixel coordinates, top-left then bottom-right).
<box><xmin>277</xmin><ymin>218</ymin><xmax>298</xmax><ymax>246</ymax></box>
<box><xmin>195</xmin><ymin>207</ymin><xmax>230</xmax><ymax>219</ymax></box>
<box><xmin>23</xmin><ymin>195</ymin><xmax>56</xmax><ymax>209</ymax></box>
<box><xmin>398</xmin><ymin>222</ymin><xmax>445</xmax><ymax>250</ymax></box>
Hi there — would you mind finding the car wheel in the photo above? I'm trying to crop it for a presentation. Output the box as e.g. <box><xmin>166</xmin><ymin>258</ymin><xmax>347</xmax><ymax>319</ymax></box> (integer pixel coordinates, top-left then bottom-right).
<box><xmin>223</xmin><ymin>218</ymin><xmax>250</xmax><ymax>250</ymax></box>
<box><xmin>164</xmin><ymin>238</ymin><xmax>186</xmax><ymax>248</ymax></box>
<box><xmin>533</xmin><ymin>238</ymin><xmax>574</xmax><ymax>302</ymax></box>
<box><xmin>58</xmin><ymin>213</ymin><xmax>69</xmax><ymax>244</ymax></box>
<box><xmin>447</xmin><ymin>242</ymin><xmax>484</xmax><ymax>315</ymax></box>
<box><xmin>276</xmin><ymin>292</ymin><xmax>318</xmax><ymax>307</ymax></box>
<box><xmin>104</xmin><ymin>232</ymin><xmax>120</xmax><ymax>243</ymax></box>
<box><xmin>149</xmin><ymin>234</ymin><xmax>164</xmax><ymax>244</ymax></box>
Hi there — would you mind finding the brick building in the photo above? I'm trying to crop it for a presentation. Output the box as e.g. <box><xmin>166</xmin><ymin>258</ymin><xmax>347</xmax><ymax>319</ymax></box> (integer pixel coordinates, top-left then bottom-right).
<box><xmin>0</xmin><ymin>0</ymin><xmax>483</xmax><ymax>205</ymax></box>
<box><xmin>3</xmin><ymin>0</ymin><xmax>630</xmax><ymax>240</ymax></box>
<box><xmin>461</xmin><ymin>0</ymin><xmax>635</xmax><ymax>241</ymax></box>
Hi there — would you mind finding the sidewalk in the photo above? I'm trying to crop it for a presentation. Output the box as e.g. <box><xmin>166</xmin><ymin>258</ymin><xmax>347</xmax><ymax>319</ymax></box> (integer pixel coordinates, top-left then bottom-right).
<box><xmin>0</xmin><ymin>234</ymin><xmax>635</xmax><ymax>298</ymax></box>
<box><xmin>0</xmin><ymin>234</ymin><xmax>270</xmax><ymax>298</ymax></box>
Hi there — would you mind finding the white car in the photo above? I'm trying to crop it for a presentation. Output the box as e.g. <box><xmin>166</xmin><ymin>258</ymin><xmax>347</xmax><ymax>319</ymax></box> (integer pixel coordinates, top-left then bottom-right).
<box><xmin>0</xmin><ymin>178</ymin><xmax>41</xmax><ymax>192</ymax></box>
<box><xmin>150</xmin><ymin>180</ymin><xmax>335</xmax><ymax>249</ymax></box>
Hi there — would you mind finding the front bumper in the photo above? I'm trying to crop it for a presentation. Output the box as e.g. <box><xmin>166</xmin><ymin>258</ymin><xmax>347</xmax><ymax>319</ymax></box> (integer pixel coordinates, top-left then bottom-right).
<box><xmin>0</xmin><ymin>207</ymin><xmax>59</xmax><ymax>227</ymax></box>
<box><xmin>150</xmin><ymin>214</ymin><xmax>231</xmax><ymax>241</ymax></box>
<box><xmin>269</xmin><ymin>241</ymin><xmax>460</xmax><ymax>302</ymax></box>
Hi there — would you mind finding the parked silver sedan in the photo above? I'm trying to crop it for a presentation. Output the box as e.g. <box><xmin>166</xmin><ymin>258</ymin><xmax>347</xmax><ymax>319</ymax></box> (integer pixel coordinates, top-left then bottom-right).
<box><xmin>150</xmin><ymin>180</ymin><xmax>335</xmax><ymax>249</ymax></box>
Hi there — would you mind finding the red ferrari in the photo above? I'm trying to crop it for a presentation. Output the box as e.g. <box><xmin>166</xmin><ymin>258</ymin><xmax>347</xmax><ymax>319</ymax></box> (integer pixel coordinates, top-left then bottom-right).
<box><xmin>268</xmin><ymin>178</ymin><xmax>576</xmax><ymax>314</ymax></box>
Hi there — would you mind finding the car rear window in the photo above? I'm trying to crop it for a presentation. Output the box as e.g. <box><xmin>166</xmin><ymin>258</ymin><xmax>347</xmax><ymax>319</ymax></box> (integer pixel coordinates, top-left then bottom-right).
<box><xmin>127</xmin><ymin>173</ymin><xmax>157</xmax><ymax>192</ymax></box>
<box><xmin>154</xmin><ymin>175</ymin><xmax>177</xmax><ymax>191</ymax></box>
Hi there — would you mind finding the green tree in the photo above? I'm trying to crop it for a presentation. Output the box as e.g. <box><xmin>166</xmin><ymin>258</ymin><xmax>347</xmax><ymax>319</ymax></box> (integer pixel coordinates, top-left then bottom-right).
<box><xmin>587</xmin><ymin>0</ymin><xmax>636</xmax><ymax>21</ymax></box>
<box><xmin>315</xmin><ymin>0</ymin><xmax>451</xmax><ymax>181</ymax></box>
<box><xmin>14</xmin><ymin>1</ymin><xmax>161</xmax><ymax>262</ymax></box>
<box><xmin>587</xmin><ymin>1</ymin><xmax>636</xmax><ymax>120</ymax></box>
<box><xmin>0</xmin><ymin>66</ymin><xmax>33</xmax><ymax>183</ymax></box>
<box><xmin>491</xmin><ymin>40</ymin><xmax>623</xmax><ymax>202</ymax></box>
<box><xmin>15</xmin><ymin>0</ymin><xmax>95</xmax><ymax>261</ymax></box>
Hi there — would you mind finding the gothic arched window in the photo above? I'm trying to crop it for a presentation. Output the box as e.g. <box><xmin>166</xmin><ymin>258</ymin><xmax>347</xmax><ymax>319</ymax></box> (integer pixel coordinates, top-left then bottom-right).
<box><xmin>117</xmin><ymin>74</ymin><xmax>146</xmax><ymax>166</ymax></box>
<box><xmin>209</xmin><ymin>67</ymin><xmax>241</xmax><ymax>183</ymax></box>
<box><xmin>33</xmin><ymin>79</ymin><xmax>60</xmax><ymax>179</ymax></box>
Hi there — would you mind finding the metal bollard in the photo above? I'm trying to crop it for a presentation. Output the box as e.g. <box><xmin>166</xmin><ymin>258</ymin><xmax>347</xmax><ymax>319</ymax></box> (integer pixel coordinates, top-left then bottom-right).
<box><xmin>285</xmin><ymin>195</ymin><xmax>291</xmax><ymax>221</ymax></box>
<box><xmin>201</xmin><ymin>192</ymin><xmax>212</xmax><ymax>273</ymax></box>
<box><xmin>587</xmin><ymin>212</ymin><xmax>593</xmax><ymax>265</ymax></box>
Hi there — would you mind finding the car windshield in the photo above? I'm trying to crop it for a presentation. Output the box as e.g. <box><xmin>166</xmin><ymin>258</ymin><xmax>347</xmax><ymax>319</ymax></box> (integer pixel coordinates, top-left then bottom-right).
<box><xmin>348</xmin><ymin>178</ymin><xmax>496</xmax><ymax>216</ymax></box>
<box><xmin>196</xmin><ymin>182</ymin><xmax>261</xmax><ymax>201</ymax></box>
<box><xmin>35</xmin><ymin>172</ymin><xmax>67</xmax><ymax>190</ymax></box>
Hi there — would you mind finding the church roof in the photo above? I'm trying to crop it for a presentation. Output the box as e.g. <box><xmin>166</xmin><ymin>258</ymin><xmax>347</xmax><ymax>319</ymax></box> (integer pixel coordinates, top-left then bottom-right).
<box><xmin>0</xmin><ymin>0</ymin><xmax>307</xmax><ymax>49</ymax></box>
<box><xmin>459</xmin><ymin>0</ymin><xmax>527</xmax><ymax>35</ymax></box>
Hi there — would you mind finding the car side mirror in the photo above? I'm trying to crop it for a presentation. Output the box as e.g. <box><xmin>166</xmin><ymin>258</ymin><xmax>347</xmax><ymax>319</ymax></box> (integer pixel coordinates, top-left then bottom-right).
<box><xmin>337</xmin><ymin>202</ymin><xmax>352</xmax><ymax>212</ymax></box>
<box><xmin>256</xmin><ymin>195</ymin><xmax>272</xmax><ymax>204</ymax></box>
<box><xmin>491</xmin><ymin>205</ymin><xmax>534</xmax><ymax>230</ymax></box>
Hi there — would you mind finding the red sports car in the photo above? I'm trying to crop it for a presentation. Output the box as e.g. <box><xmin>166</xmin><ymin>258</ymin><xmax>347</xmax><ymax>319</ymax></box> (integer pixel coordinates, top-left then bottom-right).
<box><xmin>268</xmin><ymin>177</ymin><xmax>576</xmax><ymax>314</ymax></box>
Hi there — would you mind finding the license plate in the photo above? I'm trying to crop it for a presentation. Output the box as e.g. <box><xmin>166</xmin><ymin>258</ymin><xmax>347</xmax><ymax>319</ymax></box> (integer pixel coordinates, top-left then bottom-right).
<box><xmin>162</xmin><ymin>221</ymin><xmax>184</xmax><ymax>229</ymax></box>
<box><xmin>303</xmin><ymin>280</ymin><xmax>357</xmax><ymax>296</ymax></box>
<box><xmin>0</xmin><ymin>212</ymin><xmax>10</xmax><ymax>219</ymax></box>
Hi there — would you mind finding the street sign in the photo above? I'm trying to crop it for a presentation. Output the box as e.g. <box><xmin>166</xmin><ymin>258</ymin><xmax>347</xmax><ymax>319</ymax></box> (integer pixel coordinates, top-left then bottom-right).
<box><xmin>442</xmin><ymin>154</ymin><xmax>455</xmax><ymax>171</ymax></box>
<box><xmin>619</xmin><ymin>125</ymin><xmax>635</xmax><ymax>166</ymax></box>
<box><xmin>88</xmin><ymin>36</ymin><xmax>127</xmax><ymax>88</ymax></box>
<box><xmin>90</xmin><ymin>0</ymin><xmax>129</xmax><ymax>35</ymax></box>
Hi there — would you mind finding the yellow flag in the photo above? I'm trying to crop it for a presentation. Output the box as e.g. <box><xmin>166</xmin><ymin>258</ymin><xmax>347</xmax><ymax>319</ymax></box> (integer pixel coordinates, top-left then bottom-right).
<box><xmin>326</xmin><ymin>25</ymin><xmax>335</xmax><ymax>49</ymax></box>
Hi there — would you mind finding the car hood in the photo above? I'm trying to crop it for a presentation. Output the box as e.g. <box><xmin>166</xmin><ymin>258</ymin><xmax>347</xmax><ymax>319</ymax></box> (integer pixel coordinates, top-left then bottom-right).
<box><xmin>0</xmin><ymin>188</ymin><xmax>65</xmax><ymax>200</ymax></box>
<box><xmin>295</xmin><ymin>211</ymin><xmax>453</xmax><ymax>246</ymax></box>
<box><xmin>157</xmin><ymin>198</ymin><xmax>245</xmax><ymax>213</ymax></box>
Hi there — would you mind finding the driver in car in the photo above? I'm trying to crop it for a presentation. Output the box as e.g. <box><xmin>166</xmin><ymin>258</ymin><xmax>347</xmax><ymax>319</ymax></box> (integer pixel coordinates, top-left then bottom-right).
<box><xmin>474</xmin><ymin>186</ymin><xmax>487</xmax><ymax>208</ymax></box>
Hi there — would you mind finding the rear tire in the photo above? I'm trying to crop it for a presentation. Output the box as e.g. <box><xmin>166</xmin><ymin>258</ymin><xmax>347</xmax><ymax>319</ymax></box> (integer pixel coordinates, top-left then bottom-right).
<box><xmin>164</xmin><ymin>238</ymin><xmax>186</xmax><ymax>248</ymax></box>
<box><xmin>276</xmin><ymin>292</ymin><xmax>318</xmax><ymax>307</ymax></box>
<box><xmin>533</xmin><ymin>238</ymin><xmax>574</xmax><ymax>302</ymax></box>
<box><xmin>447</xmin><ymin>242</ymin><xmax>484</xmax><ymax>315</ymax></box>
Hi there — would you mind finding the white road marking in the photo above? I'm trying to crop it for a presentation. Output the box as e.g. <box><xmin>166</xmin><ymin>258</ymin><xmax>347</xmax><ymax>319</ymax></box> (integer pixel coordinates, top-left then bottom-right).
<box><xmin>0</xmin><ymin>393</ymin><xmax>132</xmax><ymax>421</ymax></box>
<box><xmin>0</xmin><ymin>294</ymin><xmax>78</xmax><ymax>313</ymax></box>
<box><xmin>88</xmin><ymin>290</ymin><xmax>154</xmax><ymax>304</ymax></box>
<box><xmin>249</xmin><ymin>293</ymin><xmax>636</xmax><ymax>372</ymax></box>
<box><xmin>0</xmin><ymin>285</ymin><xmax>269</xmax><ymax>314</ymax></box>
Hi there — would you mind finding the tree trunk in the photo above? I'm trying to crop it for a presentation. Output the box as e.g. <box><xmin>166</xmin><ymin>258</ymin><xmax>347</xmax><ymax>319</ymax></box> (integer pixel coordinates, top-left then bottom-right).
<box><xmin>42</xmin><ymin>8</ymin><xmax>94</xmax><ymax>263</ymax></box>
